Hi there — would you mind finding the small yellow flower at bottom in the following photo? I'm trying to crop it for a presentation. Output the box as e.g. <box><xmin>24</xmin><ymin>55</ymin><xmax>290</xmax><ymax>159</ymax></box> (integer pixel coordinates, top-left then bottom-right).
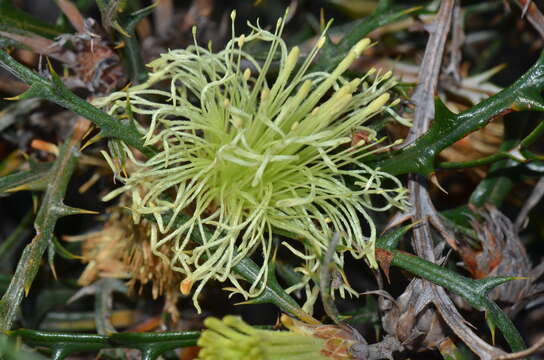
<box><xmin>197</xmin><ymin>316</ymin><xmax>342</xmax><ymax>360</ymax></box>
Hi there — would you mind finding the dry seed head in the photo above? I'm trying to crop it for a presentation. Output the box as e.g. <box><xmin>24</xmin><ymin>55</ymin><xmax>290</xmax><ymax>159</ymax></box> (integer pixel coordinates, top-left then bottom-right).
<box><xmin>74</xmin><ymin>201</ymin><xmax>183</xmax><ymax>320</ymax></box>
<box><xmin>96</xmin><ymin>13</ymin><xmax>408</xmax><ymax>311</ymax></box>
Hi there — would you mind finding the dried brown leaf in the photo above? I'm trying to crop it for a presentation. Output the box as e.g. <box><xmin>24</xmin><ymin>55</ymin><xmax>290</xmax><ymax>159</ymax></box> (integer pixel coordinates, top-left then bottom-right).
<box><xmin>376</xmin><ymin>248</ymin><xmax>393</xmax><ymax>283</ymax></box>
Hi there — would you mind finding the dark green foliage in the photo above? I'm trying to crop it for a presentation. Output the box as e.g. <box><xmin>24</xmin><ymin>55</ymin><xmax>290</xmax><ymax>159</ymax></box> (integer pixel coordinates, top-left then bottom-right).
<box><xmin>0</xmin><ymin>1</ymin><xmax>543</xmax><ymax>359</ymax></box>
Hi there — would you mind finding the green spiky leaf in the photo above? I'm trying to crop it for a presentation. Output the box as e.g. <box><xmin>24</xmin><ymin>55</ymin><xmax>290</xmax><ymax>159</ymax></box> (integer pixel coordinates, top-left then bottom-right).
<box><xmin>373</xmin><ymin>51</ymin><xmax>544</xmax><ymax>176</ymax></box>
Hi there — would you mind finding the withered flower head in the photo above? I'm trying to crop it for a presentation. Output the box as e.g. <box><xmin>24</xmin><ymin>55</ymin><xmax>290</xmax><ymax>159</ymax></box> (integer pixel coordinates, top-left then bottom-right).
<box><xmin>70</xmin><ymin>198</ymin><xmax>182</xmax><ymax>319</ymax></box>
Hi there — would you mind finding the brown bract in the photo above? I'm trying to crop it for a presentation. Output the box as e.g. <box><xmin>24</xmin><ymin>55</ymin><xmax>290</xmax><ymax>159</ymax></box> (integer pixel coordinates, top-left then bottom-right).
<box><xmin>0</xmin><ymin>10</ymin><xmax>124</xmax><ymax>94</ymax></box>
<box><xmin>381</xmin><ymin>278</ymin><xmax>448</xmax><ymax>352</ymax></box>
<box><xmin>457</xmin><ymin>204</ymin><xmax>544</xmax><ymax>315</ymax></box>
<box><xmin>72</xmin><ymin>26</ymin><xmax>124</xmax><ymax>94</ymax></box>
<box><xmin>282</xmin><ymin>315</ymin><xmax>359</xmax><ymax>359</ymax></box>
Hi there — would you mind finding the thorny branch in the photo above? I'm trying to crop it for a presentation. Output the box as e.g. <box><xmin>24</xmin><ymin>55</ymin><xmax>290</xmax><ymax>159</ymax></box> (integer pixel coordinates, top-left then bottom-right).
<box><xmin>0</xmin><ymin>118</ymin><xmax>90</xmax><ymax>331</ymax></box>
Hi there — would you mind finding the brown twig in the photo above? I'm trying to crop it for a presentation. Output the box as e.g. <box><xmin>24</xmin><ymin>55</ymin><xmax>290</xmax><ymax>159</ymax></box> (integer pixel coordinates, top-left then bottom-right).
<box><xmin>515</xmin><ymin>176</ymin><xmax>544</xmax><ymax>231</ymax></box>
<box><xmin>445</xmin><ymin>3</ymin><xmax>464</xmax><ymax>83</ymax></box>
<box><xmin>0</xmin><ymin>31</ymin><xmax>75</xmax><ymax>65</ymax></box>
<box><xmin>154</xmin><ymin>0</ymin><xmax>174</xmax><ymax>39</ymax></box>
<box><xmin>514</xmin><ymin>0</ymin><xmax>544</xmax><ymax>39</ymax></box>
<box><xmin>0</xmin><ymin>74</ymin><xmax>28</xmax><ymax>94</ymax></box>
<box><xmin>404</xmin><ymin>0</ymin><xmax>454</xmax><ymax>146</ymax></box>
<box><xmin>494</xmin><ymin>335</ymin><xmax>544</xmax><ymax>359</ymax></box>
<box><xmin>406</xmin><ymin>0</ymin><xmax>455</xmax><ymax>261</ymax></box>
<box><xmin>55</xmin><ymin>0</ymin><xmax>86</xmax><ymax>33</ymax></box>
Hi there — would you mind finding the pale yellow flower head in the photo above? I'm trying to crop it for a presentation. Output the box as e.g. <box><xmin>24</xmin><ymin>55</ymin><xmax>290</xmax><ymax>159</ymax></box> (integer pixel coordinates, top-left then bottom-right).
<box><xmin>96</xmin><ymin>10</ymin><xmax>408</xmax><ymax>311</ymax></box>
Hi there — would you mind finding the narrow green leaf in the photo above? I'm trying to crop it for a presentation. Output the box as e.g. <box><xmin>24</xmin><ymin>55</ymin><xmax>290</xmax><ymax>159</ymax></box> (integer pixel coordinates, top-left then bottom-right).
<box><xmin>234</xmin><ymin>254</ymin><xmax>317</xmax><ymax>324</ymax></box>
<box><xmin>0</xmin><ymin>0</ymin><xmax>64</xmax><ymax>38</ymax></box>
<box><xmin>109</xmin><ymin>331</ymin><xmax>200</xmax><ymax>347</ymax></box>
<box><xmin>313</xmin><ymin>0</ymin><xmax>421</xmax><ymax>72</ymax></box>
<box><xmin>117</xmin><ymin>4</ymin><xmax>155</xmax><ymax>83</ymax></box>
<box><xmin>111</xmin><ymin>331</ymin><xmax>199</xmax><ymax>360</ymax></box>
<box><xmin>485</xmin><ymin>310</ymin><xmax>497</xmax><ymax>347</ymax></box>
<box><xmin>376</xmin><ymin>223</ymin><xmax>415</xmax><ymax>251</ymax></box>
<box><xmin>0</xmin><ymin>163</ymin><xmax>52</xmax><ymax>195</ymax></box>
<box><xmin>474</xmin><ymin>276</ymin><xmax>520</xmax><ymax>296</ymax></box>
<box><xmin>8</xmin><ymin>328</ymin><xmax>201</xmax><ymax>360</ymax></box>
<box><xmin>51</xmin><ymin>236</ymin><xmax>81</xmax><ymax>260</ymax></box>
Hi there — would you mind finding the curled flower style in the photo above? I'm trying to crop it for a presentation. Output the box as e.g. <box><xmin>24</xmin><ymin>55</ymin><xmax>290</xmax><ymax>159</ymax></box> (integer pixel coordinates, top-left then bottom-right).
<box><xmin>96</xmin><ymin>11</ymin><xmax>408</xmax><ymax>311</ymax></box>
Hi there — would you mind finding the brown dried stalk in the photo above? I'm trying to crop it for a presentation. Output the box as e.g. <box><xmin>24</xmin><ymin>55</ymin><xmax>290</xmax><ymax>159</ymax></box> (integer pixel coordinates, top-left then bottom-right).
<box><xmin>514</xmin><ymin>0</ymin><xmax>544</xmax><ymax>39</ymax></box>
<box><xmin>398</xmin><ymin>0</ymin><xmax>508</xmax><ymax>357</ymax></box>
